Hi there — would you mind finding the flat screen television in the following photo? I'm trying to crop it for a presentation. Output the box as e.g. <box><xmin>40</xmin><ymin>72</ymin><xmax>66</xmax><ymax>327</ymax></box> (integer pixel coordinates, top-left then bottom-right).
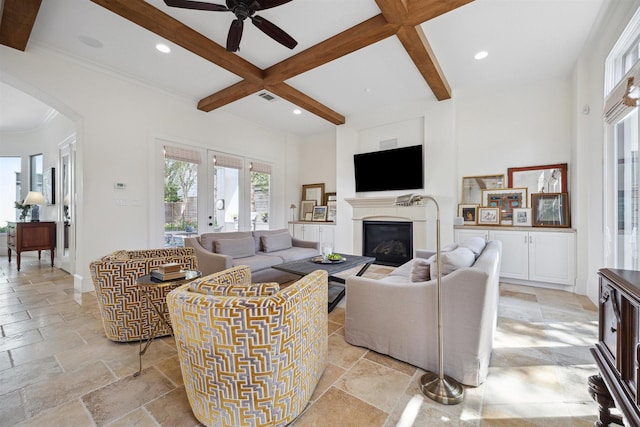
<box><xmin>354</xmin><ymin>145</ymin><xmax>424</xmax><ymax>192</ymax></box>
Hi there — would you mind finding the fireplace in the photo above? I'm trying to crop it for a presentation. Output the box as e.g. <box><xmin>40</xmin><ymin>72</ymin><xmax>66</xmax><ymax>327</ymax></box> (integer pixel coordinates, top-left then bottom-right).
<box><xmin>363</xmin><ymin>221</ymin><xmax>413</xmax><ymax>266</ymax></box>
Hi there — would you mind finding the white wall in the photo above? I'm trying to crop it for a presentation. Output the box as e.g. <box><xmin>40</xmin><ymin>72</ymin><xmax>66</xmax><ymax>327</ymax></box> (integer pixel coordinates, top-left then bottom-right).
<box><xmin>0</xmin><ymin>45</ymin><xmax>300</xmax><ymax>291</ymax></box>
<box><xmin>298</xmin><ymin>131</ymin><xmax>338</xmax><ymax>202</ymax></box>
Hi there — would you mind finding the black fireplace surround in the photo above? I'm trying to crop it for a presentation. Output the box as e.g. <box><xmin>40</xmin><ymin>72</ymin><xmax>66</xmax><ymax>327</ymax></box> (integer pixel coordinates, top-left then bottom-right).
<box><xmin>362</xmin><ymin>220</ymin><xmax>413</xmax><ymax>267</ymax></box>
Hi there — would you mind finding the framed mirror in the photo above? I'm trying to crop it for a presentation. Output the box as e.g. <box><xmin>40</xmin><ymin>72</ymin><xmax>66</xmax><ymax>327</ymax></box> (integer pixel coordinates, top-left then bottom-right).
<box><xmin>461</xmin><ymin>174</ymin><xmax>505</xmax><ymax>204</ymax></box>
<box><xmin>508</xmin><ymin>163</ymin><xmax>567</xmax><ymax>204</ymax></box>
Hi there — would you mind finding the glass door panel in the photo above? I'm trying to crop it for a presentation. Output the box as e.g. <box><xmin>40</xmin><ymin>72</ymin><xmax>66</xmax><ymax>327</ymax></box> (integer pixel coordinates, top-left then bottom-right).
<box><xmin>163</xmin><ymin>158</ymin><xmax>198</xmax><ymax>247</ymax></box>
<box><xmin>209</xmin><ymin>152</ymin><xmax>243</xmax><ymax>232</ymax></box>
<box><xmin>615</xmin><ymin>110</ymin><xmax>640</xmax><ymax>269</ymax></box>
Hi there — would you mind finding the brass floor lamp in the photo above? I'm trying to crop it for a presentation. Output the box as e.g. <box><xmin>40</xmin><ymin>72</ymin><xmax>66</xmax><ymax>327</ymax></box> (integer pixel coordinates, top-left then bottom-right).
<box><xmin>419</xmin><ymin>196</ymin><xmax>465</xmax><ymax>405</ymax></box>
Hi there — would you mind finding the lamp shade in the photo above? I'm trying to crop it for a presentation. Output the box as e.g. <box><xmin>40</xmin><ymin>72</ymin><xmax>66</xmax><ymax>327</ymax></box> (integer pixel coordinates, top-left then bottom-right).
<box><xmin>24</xmin><ymin>191</ymin><xmax>45</xmax><ymax>205</ymax></box>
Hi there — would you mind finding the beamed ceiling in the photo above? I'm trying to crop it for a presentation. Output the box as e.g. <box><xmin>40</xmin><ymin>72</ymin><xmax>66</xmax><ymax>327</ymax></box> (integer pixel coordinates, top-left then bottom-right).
<box><xmin>0</xmin><ymin>1</ymin><xmax>608</xmax><ymax>135</ymax></box>
<box><xmin>0</xmin><ymin>0</ymin><xmax>470</xmax><ymax>126</ymax></box>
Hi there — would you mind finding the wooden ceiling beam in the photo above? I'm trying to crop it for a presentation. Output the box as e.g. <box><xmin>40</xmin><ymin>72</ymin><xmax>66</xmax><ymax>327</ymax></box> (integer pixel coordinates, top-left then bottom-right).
<box><xmin>405</xmin><ymin>0</ymin><xmax>474</xmax><ymax>26</ymax></box>
<box><xmin>266</xmin><ymin>82</ymin><xmax>345</xmax><ymax>125</ymax></box>
<box><xmin>375</xmin><ymin>0</ymin><xmax>409</xmax><ymax>24</ymax></box>
<box><xmin>264</xmin><ymin>14</ymin><xmax>399</xmax><ymax>85</ymax></box>
<box><xmin>198</xmin><ymin>80</ymin><xmax>265</xmax><ymax>112</ymax></box>
<box><xmin>0</xmin><ymin>0</ymin><xmax>42</xmax><ymax>51</ymax></box>
<box><xmin>89</xmin><ymin>0</ymin><xmax>263</xmax><ymax>83</ymax></box>
<box><xmin>396</xmin><ymin>25</ymin><xmax>451</xmax><ymax>100</ymax></box>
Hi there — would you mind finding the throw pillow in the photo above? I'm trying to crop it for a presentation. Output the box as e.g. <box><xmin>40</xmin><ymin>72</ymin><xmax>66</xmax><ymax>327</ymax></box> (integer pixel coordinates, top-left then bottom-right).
<box><xmin>459</xmin><ymin>237</ymin><xmax>486</xmax><ymax>257</ymax></box>
<box><xmin>441</xmin><ymin>243</ymin><xmax>459</xmax><ymax>252</ymax></box>
<box><xmin>430</xmin><ymin>247</ymin><xmax>475</xmax><ymax>279</ymax></box>
<box><xmin>215</xmin><ymin>236</ymin><xmax>256</xmax><ymax>259</ymax></box>
<box><xmin>261</xmin><ymin>232</ymin><xmax>292</xmax><ymax>253</ymax></box>
<box><xmin>410</xmin><ymin>258</ymin><xmax>432</xmax><ymax>282</ymax></box>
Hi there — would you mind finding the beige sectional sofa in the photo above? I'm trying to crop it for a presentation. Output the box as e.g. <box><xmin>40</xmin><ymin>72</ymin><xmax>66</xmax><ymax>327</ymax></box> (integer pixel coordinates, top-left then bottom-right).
<box><xmin>184</xmin><ymin>228</ymin><xmax>320</xmax><ymax>283</ymax></box>
<box><xmin>345</xmin><ymin>238</ymin><xmax>502</xmax><ymax>386</ymax></box>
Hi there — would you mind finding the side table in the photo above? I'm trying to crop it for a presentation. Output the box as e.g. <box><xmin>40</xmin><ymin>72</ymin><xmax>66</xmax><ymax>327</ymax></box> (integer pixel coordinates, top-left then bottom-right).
<box><xmin>133</xmin><ymin>269</ymin><xmax>201</xmax><ymax>377</ymax></box>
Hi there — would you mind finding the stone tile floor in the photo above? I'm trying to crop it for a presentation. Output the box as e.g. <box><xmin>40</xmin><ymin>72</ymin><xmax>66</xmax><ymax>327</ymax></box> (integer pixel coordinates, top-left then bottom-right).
<box><xmin>0</xmin><ymin>255</ymin><xmax>601</xmax><ymax>426</ymax></box>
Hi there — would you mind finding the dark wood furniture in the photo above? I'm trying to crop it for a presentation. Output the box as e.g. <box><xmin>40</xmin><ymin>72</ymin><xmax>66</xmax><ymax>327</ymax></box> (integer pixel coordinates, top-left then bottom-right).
<box><xmin>272</xmin><ymin>254</ymin><xmax>375</xmax><ymax>312</ymax></box>
<box><xmin>7</xmin><ymin>221</ymin><xmax>56</xmax><ymax>271</ymax></box>
<box><xmin>590</xmin><ymin>268</ymin><xmax>640</xmax><ymax>426</ymax></box>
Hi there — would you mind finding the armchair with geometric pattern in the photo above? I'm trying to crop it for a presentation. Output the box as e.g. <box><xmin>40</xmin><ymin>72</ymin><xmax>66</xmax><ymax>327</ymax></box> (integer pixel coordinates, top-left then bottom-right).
<box><xmin>89</xmin><ymin>248</ymin><xmax>198</xmax><ymax>342</ymax></box>
<box><xmin>167</xmin><ymin>265</ymin><xmax>328</xmax><ymax>427</ymax></box>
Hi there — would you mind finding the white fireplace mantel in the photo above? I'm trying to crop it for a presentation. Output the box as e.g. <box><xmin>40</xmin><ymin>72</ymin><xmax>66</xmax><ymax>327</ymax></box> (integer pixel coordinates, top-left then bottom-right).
<box><xmin>345</xmin><ymin>197</ymin><xmax>431</xmax><ymax>255</ymax></box>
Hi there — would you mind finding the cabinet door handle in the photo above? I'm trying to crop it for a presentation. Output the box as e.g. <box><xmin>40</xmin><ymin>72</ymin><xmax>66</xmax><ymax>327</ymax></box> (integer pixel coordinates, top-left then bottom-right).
<box><xmin>611</xmin><ymin>326</ymin><xmax>617</xmax><ymax>333</ymax></box>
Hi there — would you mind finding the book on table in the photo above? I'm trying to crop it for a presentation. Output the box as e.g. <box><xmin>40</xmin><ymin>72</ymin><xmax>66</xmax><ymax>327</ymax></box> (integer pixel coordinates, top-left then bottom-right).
<box><xmin>150</xmin><ymin>269</ymin><xmax>187</xmax><ymax>281</ymax></box>
<box><xmin>156</xmin><ymin>262</ymin><xmax>181</xmax><ymax>274</ymax></box>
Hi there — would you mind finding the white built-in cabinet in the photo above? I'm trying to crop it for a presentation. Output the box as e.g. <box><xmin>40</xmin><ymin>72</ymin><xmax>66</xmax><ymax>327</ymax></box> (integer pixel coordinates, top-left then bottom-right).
<box><xmin>289</xmin><ymin>222</ymin><xmax>335</xmax><ymax>249</ymax></box>
<box><xmin>455</xmin><ymin>227</ymin><xmax>576</xmax><ymax>288</ymax></box>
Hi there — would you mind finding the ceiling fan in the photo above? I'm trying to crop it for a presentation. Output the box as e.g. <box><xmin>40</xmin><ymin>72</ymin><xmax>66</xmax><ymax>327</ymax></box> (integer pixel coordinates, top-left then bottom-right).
<box><xmin>163</xmin><ymin>0</ymin><xmax>298</xmax><ymax>52</ymax></box>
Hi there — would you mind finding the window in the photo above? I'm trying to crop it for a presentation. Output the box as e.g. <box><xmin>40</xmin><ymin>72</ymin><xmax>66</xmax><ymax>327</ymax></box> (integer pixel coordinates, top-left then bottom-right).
<box><xmin>163</xmin><ymin>146</ymin><xmax>200</xmax><ymax>247</ymax></box>
<box><xmin>250</xmin><ymin>161</ymin><xmax>272</xmax><ymax>230</ymax></box>
<box><xmin>30</xmin><ymin>154</ymin><xmax>42</xmax><ymax>192</ymax></box>
<box><xmin>0</xmin><ymin>157</ymin><xmax>21</xmax><ymax>223</ymax></box>
<box><xmin>606</xmin><ymin>7</ymin><xmax>640</xmax><ymax>269</ymax></box>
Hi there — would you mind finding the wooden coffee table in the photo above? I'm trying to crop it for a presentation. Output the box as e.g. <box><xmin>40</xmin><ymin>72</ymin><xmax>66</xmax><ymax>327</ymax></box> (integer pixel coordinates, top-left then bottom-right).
<box><xmin>273</xmin><ymin>254</ymin><xmax>376</xmax><ymax>312</ymax></box>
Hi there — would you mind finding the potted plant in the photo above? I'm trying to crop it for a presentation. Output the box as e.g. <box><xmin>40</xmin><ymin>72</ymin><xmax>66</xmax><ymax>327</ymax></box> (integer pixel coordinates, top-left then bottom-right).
<box><xmin>14</xmin><ymin>200</ymin><xmax>31</xmax><ymax>222</ymax></box>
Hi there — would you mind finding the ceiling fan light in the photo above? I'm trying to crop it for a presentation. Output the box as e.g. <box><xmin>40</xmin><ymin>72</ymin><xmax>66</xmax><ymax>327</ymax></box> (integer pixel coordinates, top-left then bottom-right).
<box><xmin>474</xmin><ymin>50</ymin><xmax>488</xmax><ymax>60</ymax></box>
<box><xmin>156</xmin><ymin>43</ymin><xmax>171</xmax><ymax>53</ymax></box>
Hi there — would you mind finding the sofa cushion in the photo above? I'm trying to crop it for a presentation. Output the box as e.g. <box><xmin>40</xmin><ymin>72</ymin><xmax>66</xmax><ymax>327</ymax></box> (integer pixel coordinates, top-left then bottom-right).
<box><xmin>215</xmin><ymin>236</ymin><xmax>256</xmax><ymax>259</ymax></box>
<box><xmin>388</xmin><ymin>259</ymin><xmax>414</xmax><ymax>277</ymax></box>
<box><xmin>410</xmin><ymin>258</ymin><xmax>432</xmax><ymax>282</ymax></box>
<box><xmin>253</xmin><ymin>229</ymin><xmax>291</xmax><ymax>252</ymax></box>
<box><xmin>459</xmin><ymin>237</ymin><xmax>486</xmax><ymax>257</ymax></box>
<box><xmin>232</xmin><ymin>254</ymin><xmax>282</xmax><ymax>271</ymax></box>
<box><xmin>200</xmin><ymin>231</ymin><xmax>253</xmax><ymax>252</ymax></box>
<box><xmin>261</xmin><ymin>232</ymin><xmax>292</xmax><ymax>253</ymax></box>
<box><xmin>431</xmin><ymin>247</ymin><xmax>475</xmax><ymax>279</ymax></box>
<box><xmin>261</xmin><ymin>246</ymin><xmax>319</xmax><ymax>263</ymax></box>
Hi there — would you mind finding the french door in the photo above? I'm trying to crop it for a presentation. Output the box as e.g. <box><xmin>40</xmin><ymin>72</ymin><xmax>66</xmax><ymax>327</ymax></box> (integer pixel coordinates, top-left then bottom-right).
<box><xmin>162</xmin><ymin>144</ymin><xmax>271</xmax><ymax>246</ymax></box>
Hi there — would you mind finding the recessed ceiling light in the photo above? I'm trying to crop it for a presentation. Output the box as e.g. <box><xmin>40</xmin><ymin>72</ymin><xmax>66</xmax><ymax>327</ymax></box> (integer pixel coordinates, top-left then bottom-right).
<box><xmin>156</xmin><ymin>43</ymin><xmax>171</xmax><ymax>53</ymax></box>
<box><xmin>293</xmin><ymin>109</ymin><xmax>302</xmax><ymax>115</ymax></box>
<box><xmin>474</xmin><ymin>51</ymin><xmax>488</xmax><ymax>60</ymax></box>
<box><xmin>78</xmin><ymin>35</ymin><xmax>103</xmax><ymax>48</ymax></box>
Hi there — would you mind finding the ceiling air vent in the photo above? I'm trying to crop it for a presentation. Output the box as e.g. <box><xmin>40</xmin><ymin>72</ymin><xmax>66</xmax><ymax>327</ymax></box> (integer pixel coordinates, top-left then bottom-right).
<box><xmin>258</xmin><ymin>92</ymin><xmax>277</xmax><ymax>102</ymax></box>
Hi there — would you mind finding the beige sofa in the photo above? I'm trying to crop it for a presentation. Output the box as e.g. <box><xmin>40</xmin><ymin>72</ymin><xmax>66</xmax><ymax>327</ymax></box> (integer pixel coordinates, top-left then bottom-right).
<box><xmin>345</xmin><ymin>238</ymin><xmax>502</xmax><ymax>386</ymax></box>
<box><xmin>184</xmin><ymin>228</ymin><xmax>320</xmax><ymax>283</ymax></box>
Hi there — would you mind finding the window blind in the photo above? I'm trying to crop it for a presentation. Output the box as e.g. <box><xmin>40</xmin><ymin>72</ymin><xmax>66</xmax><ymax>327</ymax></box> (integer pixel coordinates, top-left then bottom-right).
<box><xmin>163</xmin><ymin>145</ymin><xmax>202</xmax><ymax>164</ymax></box>
<box><xmin>213</xmin><ymin>154</ymin><xmax>243</xmax><ymax>169</ymax></box>
<box><xmin>604</xmin><ymin>60</ymin><xmax>640</xmax><ymax>124</ymax></box>
<box><xmin>250</xmin><ymin>161</ymin><xmax>272</xmax><ymax>174</ymax></box>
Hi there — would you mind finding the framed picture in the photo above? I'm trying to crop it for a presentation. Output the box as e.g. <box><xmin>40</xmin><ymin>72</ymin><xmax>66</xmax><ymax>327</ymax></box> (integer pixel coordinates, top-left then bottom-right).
<box><xmin>458</xmin><ymin>204</ymin><xmax>478</xmax><ymax>225</ymax></box>
<box><xmin>531</xmin><ymin>192</ymin><xmax>570</xmax><ymax>227</ymax></box>
<box><xmin>482</xmin><ymin>187</ymin><xmax>528</xmax><ymax>224</ymax></box>
<box><xmin>478</xmin><ymin>207</ymin><xmax>500</xmax><ymax>225</ymax></box>
<box><xmin>305</xmin><ymin>212</ymin><xmax>313</xmax><ymax>221</ymax></box>
<box><xmin>461</xmin><ymin>174</ymin><xmax>505</xmax><ymax>204</ymax></box>
<box><xmin>324</xmin><ymin>191</ymin><xmax>336</xmax><ymax>205</ymax></box>
<box><xmin>512</xmin><ymin>208</ymin><xmax>532</xmax><ymax>226</ymax></box>
<box><xmin>300</xmin><ymin>200</ymin><xmax>316</xmax><ymax>221</ymax></box>
<box><xmin>312</xmin><ymin>205</ymin><xmax>327</xmax><ymax>221</ymax></box>
<box><xmin>302</xmin><ymin>183</ymin><xmax>325</xmax><ymax>206</ymax></box>
<box><xmin>327</xmin><ymin>200</ymin><xmax>337</xmax><ymax>222</ymax></box>
<box><xmin>43</xmin><ymin>167</ymin><xmax>55</xmax><ymax>205</ymax></box>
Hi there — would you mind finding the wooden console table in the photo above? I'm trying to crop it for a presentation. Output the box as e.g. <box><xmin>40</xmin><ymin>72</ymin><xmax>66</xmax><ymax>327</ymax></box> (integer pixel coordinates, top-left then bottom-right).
<box><xmin>590</xmin><ymin>268</ymin><xmax>640</xmax><ymax>426</ymax></box>
<box><xmin>7</xmin><ymin>221</ymin><xmax>56</xmax><ymax>271</ymax></box>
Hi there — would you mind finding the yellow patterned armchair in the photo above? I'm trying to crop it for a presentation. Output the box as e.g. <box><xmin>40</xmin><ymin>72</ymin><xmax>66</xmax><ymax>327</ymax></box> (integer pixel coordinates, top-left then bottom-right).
<box><xmin>89</xmin><ymin>248</ymin><xmax>198</xmax><ymax>342</ymax></box>
<box><xmin>167</xmin><ymin>265</ymin><xmax>328</xmax><ymax>427</ymax></box>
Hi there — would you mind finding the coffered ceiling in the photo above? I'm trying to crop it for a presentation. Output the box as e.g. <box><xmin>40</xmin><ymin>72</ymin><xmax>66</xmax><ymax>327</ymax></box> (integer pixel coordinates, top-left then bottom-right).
<box><xmin>0</xmin><ymin>0</ymin><xmax>606</xmax><ymax>135</ymax></box>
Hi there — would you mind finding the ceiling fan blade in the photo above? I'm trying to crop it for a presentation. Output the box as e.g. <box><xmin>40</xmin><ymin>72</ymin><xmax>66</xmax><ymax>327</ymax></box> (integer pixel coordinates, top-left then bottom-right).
<box><xmin>163</xmin><ymin>0</ymin><xmax>229</xmax><ymax>12</ymax></box>
<box><xmin>252</xmin><ymin>0</ymin><xmax>292</xmax><ymax>11</ymax></box>
<box><xmin>251</xmin><ymin>15</ymin><xmax>297</xmax><ymax>49</ymax></box>
<box><xmin>226</xmin><ymin>19</ymin><xmax>244</xmax><ymax>52</ymax></box>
